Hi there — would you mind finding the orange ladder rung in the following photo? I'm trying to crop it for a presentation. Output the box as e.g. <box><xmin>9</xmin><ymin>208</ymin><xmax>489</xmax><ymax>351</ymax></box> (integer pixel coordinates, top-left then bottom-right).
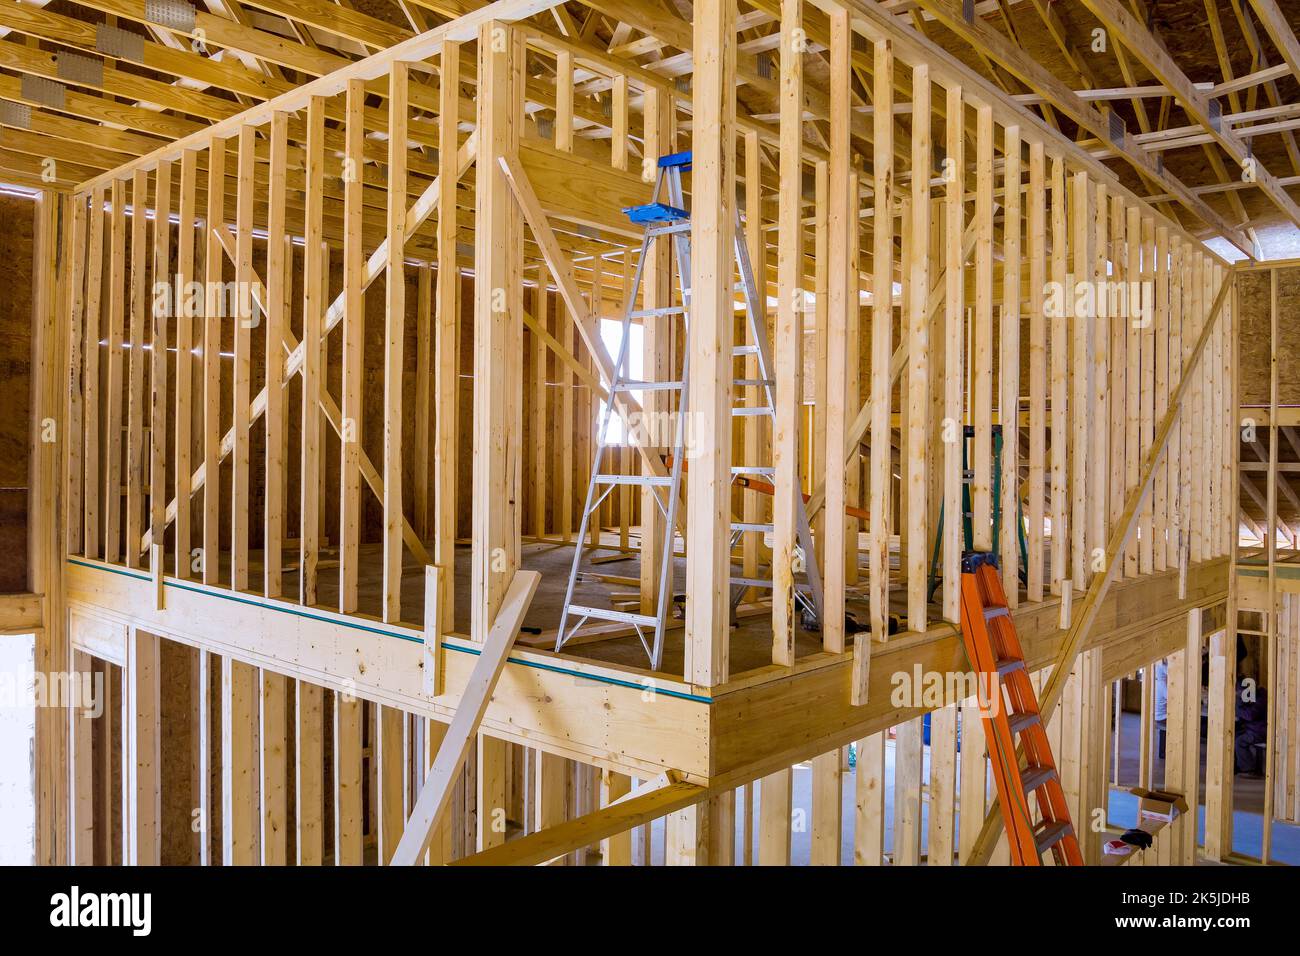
<box><xmin>959</xmin><ymin>552</ymin><xmax>1084</xmax><ymax>867</ymax></box>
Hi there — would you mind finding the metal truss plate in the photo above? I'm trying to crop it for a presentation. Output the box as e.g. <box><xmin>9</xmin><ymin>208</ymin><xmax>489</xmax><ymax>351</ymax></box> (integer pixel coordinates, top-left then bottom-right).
<box><xmin>144</xmin><ymin>0</ymin><xmax>197</xmax><ymax>33</ymax></box>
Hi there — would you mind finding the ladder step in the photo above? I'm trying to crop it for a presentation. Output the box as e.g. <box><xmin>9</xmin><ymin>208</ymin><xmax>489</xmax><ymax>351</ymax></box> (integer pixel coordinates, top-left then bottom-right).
<box><xmin>730</xmin><ymin>576</ymin><xmax>773</xmax><ymax>589</ymax></box>
<box><xmin>614</xmin><ymin>380</ymin><xmax>683</xmax><ymax>392</ymax></box>
<box><xmin>731</xmin><ymin>522</ymin><xmax>774</xmax><ymax>533</ymax></box>
<box><xmin>1020</xmin><ymin>765</ymin><xmax>1058</xmax><ymax>793</ymax></box>
<box><xmin>594</xmin><ymin>474</ymin><xmax>672</xmax><ymax>486</ymax></box>
<box><xmin>565</xmin><ymin>605</ymin><xmax>658</xmax><ymax>628</ymax></box>
<box><xmin>958</xmin><ymin>557</ymin><xmax>1081</xmax><ymax>866</ymax></box>
<box><xmin>734</xmin><ymin>378</ymin><xmax>775</xmax><ymax>387</ymax></box>
<box><xmin>995</xmin><ymin>657</ymin><xmax>1026</xmax><ymax>677</ymax></box>
<box><xmin>1008</xmin><ymin>712</ymin><xmax>1042</xmax><ymax>736</ymax></box>
<box><xmin>731</xmin><ymin>406</ymin><xmax>772</xmax><ymax>417</ymax></box>
<box><xmin>645</xmin><ymin>222</ymin><xmax>692</xmax><ymax>237</ymax></box>
<box><xmin>731</xmin><ymin>465</ymin><xmax>775</xmax><ymax>476</ymax></box>
<box><xmin>1034</xmin><ymin>821</ymin><xmax>1073</xmax><ymax>855</ymax></box>
<box><xmin>733</xmin><ymin>345</ymin><xmax>760</xmax><ymax>356</ymax></box>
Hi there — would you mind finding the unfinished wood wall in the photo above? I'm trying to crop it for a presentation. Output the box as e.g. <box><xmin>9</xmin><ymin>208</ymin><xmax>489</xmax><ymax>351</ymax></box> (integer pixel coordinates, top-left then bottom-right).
<box><xmin>1228</xmin><ymin>261</ymin><xmax>1300</xmax><ymax>863</ymax></box>
<box><xmin>736</xmin><ymin>611</ymin><xmax>1219</xmax><ymax>867</ymax></box>
<box><xmin>44</xmin><ymin>0</ymin><xmax>1255</xmax><ymax>866</ymax></box>
<box><xmin>0</xmin><ymin>191</ymin><xmax>36</xmax><ymax>594</ymax></box>
<box><xmin>58</xmin><ymin>1</ymin><xmax>1238</xmax><ymax>695</ymax></box>
<box><xmin>672</xmin><ymin>0</ymin><xmax>1238</xmax><ymax>695</ymax></box>
<box><xmin>74</xmin><ymin>628</ymin><xmax>1210</xmax><ymax>866</ymax></box>
<box><xmin>61</xmin><ymin>92</ymin><xmax>464</xmax><ymax>627</ymax></box>
<box><xmin>1238</xmin><ymin>264</ymin><xmax>1300</xmax><ymax>408</ymax></box>
<box><xmin>60</xmin><ymin>26</ymin><xmax>646</xmax><ymax>632</ymax></box>
<box><xmin>1270</xmin><ymin>595</ymin><xmax>1300</xmax><ymax>826</ymax></box>
<box><xmin>69</xmin><ymin>625</ymin><xmax>668</xmax><ymax>866</ymax></box>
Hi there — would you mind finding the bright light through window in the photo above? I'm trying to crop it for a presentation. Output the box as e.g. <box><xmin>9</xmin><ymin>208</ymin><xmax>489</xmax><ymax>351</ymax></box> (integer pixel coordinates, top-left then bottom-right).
<box><xmin>599</xmin><ymin>318</ymin><xmax>643</xmax><ymax>445</ymax></box>
<box><xmin>0</xmin><ymin>634</ymin><xmax>35</xmax><ymax>865</ymax></box>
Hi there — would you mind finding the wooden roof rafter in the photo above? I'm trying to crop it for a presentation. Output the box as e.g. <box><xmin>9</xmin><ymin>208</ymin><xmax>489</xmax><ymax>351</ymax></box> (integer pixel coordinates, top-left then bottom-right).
<box><xmin>1075</xmin><ymin>0</ymin><xmax>1300</xmax><ymax>234</ymax></box>
<box><xmin>0</xmin><ymin>0</ymin><xmax>1244</xmax><ymax>275</ymax></box>
<box><xmin>906</xmin><ymin>0</ymin><xmax>1253</xmax><ymax>252</ymax></box>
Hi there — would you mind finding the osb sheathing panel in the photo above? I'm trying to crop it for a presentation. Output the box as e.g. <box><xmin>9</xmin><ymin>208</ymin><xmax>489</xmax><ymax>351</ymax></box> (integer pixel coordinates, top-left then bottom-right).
<box><xmin>0</xmin><ymin>192</ymin><xmax>33</xmax><ymax>593</ymax></box>
<box><xmin>1238</xmin><ymin>267</ymin><xmax>1300</xmax><ymax>407</ymax></box>
<box><xmin>159</xmin><ymin>636</ymin><xmax>197</xmax><ymax>864</ymax></box>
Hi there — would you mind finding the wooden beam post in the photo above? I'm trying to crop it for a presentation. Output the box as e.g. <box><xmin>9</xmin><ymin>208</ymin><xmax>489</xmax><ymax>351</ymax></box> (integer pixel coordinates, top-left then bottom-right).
<box><xmin>1204</xmin><ymin>624</ymin><xmax>1236</xmax><ymax>860</ymax></box>
<box><xmin>907</xmin><ymin>63</ymin><xmax>931</xmax><ymax>631</ymax></box>
<box><xmin>599</xmin><ymin>769</ymin><xmax>632</xmax><ymax>865</ymax></box>
<box><xmin>772</xmin><ymin>0</ymin><xmax>804</xmax><ymax>665</ymax></box>
<box><xmin>1027</xmin><ymin>142</ymin><xmax>1046</xmax><ymax>603</ymax></box>
<box><xmin>639</xmin><ymin>85</ymin><xmax>674</xmax><ymax>618</ymax></box>
<box><xmin>126</xmin><ymin>629</ymin><xmax>160</xmax><ymax>865</ymax></box>
<box><xmin>125</xmin><ymin>169</ymin><xmax>147</xmax><ymax>571</ymax></box>
<box><xmin>823</xmin><ymin>7</ymin><xmax>851</xmax><ymax>654</ymax></box>
<box><xmin>684</xmin><ymin>0</ymin><xmax>737</xmax><ymax>687</ymax></box>
<box><xmin>942</xmin><ymin>86</ymin><xmax>965</xmax><ymax>622</ymax></box>
<box><xmin>860</xmin><ymin>36</ymin><xmax>894</xmax><ymax>705</ymax></box>
<box><xmin>259</xmin><ymin>670</ymin><xmax>287</xmax><ymax>865</ymax></box>
<box><xmin>104</xmin><ymin>179</ymin><xmax>126</xmax><ymax>568</ymax></box>
<box><xmin>300</xmin><ymin>101</ymin><xmax>325</xmax><ymax>606</ymax></box>
<box><xmin>1000</xmin><ymin>125</ymin><xmax>1021</xmax><ymax>602</ymax></box>
<box><xmin>810</xmin><ymin>749</ymin><xmax>842</xmax><ymax>865</ymax></box>
<box><xmin>340</xmin><ymin>78</ymin><xmax>366</xmax><ymax>615</ymax></box>
<box><xmin>378</xmin><ymin>705</ymin><xmax>407</xmax><ymax>863</ymax></box>
<box><xmin>295</xmin><ymin>680</ymin><xmax>324</xmax><ymax>865</ymax></box>
<box><xmin>333</xmin><ymin>692</ymin><xmax>363</xmax><ymax>865</ymax></box>
<box><xmin>264</xmin><ymin>118</ymin><xmax>287</xmax><ymax>598</ymax></box>
<box><xmin>201</xmin><ymin>142</ymin><xmax>225</xmax><ymax>586</ymax></box>
<box><xmin>231</xmin><ymin>128</ymin><xmax>254</xmax><ymax>592</ymax></box>
<box><xmin>70</xmin><ymin>651</ymin><xmax>93</xmax><ymax>864</ymax></box>
<box><xmin>435</xmin><ymin>51</ymin><xmax>463</xmax><ymax>601</ymax></box>
<box><xmin>472</xmin><ymin>22</ymin><xmax>524</xmax><ymax>647</ymax></box>
<box><xmin>382</xmin><ymin>63</ymin><xmax>410</xmax><ymax>624</ymax></box>
<box><xmin>758</xmin><ymin>768</ymin><xmax>792</xmax><ymax>865</ymax></box>
<box><xmin>149</xmin><ymin>162</ymin><xmax>172</xmax><ymax>580</ymax></box>
<box><xmin>220</xmin><ymin>655</ymin><xmax>257</xmax><ymax>865</ymax></box>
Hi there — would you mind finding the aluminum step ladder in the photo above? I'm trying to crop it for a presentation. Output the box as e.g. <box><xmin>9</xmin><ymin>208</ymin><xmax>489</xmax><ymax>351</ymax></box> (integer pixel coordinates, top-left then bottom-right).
<box><xmin>959</xmin><ymin>552</ymin><xmax>1083</xmax><ymax>866</ymax></box>
<box><xmin>555</xmin><ymin>150</ymin><xmax>823</xmax><ymax>671</ymax></box>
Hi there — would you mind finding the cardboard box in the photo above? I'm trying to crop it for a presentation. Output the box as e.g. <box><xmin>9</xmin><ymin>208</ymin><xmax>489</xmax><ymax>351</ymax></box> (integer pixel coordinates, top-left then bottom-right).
<box><xmin>1131</xmin><ymin>787</ymin><xmax>1189</xmax><ymax>823</ymax></box>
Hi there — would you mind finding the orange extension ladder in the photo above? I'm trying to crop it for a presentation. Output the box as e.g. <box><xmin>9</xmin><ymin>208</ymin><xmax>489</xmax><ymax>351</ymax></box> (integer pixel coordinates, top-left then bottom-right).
<box><xmin>958</xmin><ymin>553</ymin><xmax>1084</xmax><ymax>866</ymax></box>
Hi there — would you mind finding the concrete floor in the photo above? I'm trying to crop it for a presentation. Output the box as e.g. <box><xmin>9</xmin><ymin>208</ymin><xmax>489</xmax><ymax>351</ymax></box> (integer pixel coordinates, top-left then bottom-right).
<box><xmin>1110</xmin><ymin>709</ymin><xmax>1299</xmax><ymax>864</ymax></box>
